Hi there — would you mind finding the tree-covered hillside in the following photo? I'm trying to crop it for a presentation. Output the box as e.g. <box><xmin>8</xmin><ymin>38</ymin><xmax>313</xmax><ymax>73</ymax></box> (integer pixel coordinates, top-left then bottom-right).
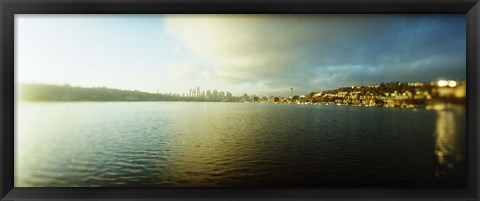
<box><xmin>18</xmin><ymin>84</ymin><xmax>181</xmax><ymax>101</ymax></box>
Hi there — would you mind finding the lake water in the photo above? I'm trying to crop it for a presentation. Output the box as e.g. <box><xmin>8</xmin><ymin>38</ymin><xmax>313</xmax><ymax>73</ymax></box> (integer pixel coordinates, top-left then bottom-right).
<box><xmin>15</xmin><ymin>102</ymin><xmax>466</xmax><ymax>187</ymax></box>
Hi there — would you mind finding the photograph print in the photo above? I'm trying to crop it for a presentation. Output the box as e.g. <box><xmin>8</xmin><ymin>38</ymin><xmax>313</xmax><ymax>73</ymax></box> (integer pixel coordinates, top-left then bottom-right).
<box><xmin>15</xmin><ymin>14</ymin><xmax>466</xmax><ymax>187</ymax></box>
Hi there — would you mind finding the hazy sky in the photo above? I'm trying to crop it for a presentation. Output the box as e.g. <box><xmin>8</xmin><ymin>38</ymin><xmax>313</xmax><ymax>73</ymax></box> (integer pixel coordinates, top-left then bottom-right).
<box><xmin>16</xmin><ymin>14</ymin><xmax>466</xmax><ymax>97</ymax></box>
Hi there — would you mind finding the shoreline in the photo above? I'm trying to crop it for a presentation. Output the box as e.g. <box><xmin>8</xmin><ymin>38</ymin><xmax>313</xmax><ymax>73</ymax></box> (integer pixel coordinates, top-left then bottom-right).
<box><xmin>17</xmin><ymin>100</ymin><xmax>465</xmax><ymax>111</ymax></box>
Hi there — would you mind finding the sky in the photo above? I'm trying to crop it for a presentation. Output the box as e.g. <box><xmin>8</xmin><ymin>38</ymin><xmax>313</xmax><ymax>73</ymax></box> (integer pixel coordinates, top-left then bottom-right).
<box><xmin>16</xmin><ymin>14</ymin><xmax>466</xmax><ymax>97</ymax></box>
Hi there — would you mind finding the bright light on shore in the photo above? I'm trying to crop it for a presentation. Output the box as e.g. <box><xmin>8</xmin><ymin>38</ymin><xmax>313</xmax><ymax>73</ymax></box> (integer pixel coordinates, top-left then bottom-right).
<box><xmin>437</xmin><ymin>80</ymin><xmax>458</xmax><ymax>87</ymax></box>
<box><xmin>448</xmin><ymin>81</ymin><xmax>457</xmax><ymax>87</ymax></box>
<box><xmin>437</xmin><ymin>80</ymin><xmax>449</xmax><ymax>87</ymax></box>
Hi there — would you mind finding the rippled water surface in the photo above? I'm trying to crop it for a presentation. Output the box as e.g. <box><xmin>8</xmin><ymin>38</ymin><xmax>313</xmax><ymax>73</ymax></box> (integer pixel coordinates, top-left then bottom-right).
<box><xmin>15</xmin><ymin>102</ymin><xmax>466</xmax><ymax>187</ymax></box>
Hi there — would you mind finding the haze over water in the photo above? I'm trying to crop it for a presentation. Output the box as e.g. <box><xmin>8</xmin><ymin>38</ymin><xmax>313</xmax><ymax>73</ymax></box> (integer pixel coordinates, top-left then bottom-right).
<box><xmin>15</xmin><ymin>102</ymin><xmax>466</xmax><ymax>187</ymax></box>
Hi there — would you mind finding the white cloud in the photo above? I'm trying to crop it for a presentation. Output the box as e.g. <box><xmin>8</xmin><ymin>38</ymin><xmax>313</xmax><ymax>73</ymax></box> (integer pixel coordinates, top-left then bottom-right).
<box><xmin>164</xmin><ymin>15</ymin><xmax>322</xmax><ymax>85</ymax></box>
<box><xmin>172</xmin><ymin>45</ymin><xmax>183</xmax><ymax>55</ymax></box>
<box><xmin>168</xmin><ymin>61</ymin><xmax>206</xmax><ymax>81</ymax></box>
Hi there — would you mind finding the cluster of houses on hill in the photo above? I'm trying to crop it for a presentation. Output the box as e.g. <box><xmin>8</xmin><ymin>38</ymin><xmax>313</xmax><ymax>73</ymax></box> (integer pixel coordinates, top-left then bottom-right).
<box><xmin>243</xmin><ymin>80</ymin><xmax>466</xmax><ymax>109</ymax></box>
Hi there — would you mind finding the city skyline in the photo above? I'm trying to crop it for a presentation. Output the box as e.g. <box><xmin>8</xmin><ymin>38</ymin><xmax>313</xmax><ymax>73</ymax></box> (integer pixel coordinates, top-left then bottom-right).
<box><xmin>16</xmin><ymin>14</ymin><xmax>466</xmax><ymax>97</ymax></box>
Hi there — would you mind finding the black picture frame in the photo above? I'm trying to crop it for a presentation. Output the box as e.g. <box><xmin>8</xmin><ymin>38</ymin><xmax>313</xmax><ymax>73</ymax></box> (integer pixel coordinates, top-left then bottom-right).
<box><xmin>1</xmin><ymin>0</ymin><xmax>479</xmax><ymax>200</ymax></box>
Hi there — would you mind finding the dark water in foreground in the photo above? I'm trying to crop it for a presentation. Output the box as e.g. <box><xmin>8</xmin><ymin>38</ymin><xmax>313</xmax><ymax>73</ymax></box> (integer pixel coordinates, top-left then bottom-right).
<box><xmin>15</xmin><ymin>102</ymin><xmax>466</xmax><ymax>187</ymax></box>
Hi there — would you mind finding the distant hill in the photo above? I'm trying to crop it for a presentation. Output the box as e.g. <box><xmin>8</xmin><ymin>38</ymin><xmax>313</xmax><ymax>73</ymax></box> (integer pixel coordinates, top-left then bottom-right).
<box><xmin>18</xmin><ymin>84</ymin><xmax>188</xmax><ymax>102</ymax></box>
<box><xmin>18</xmin><ymin>84</ymin><xmax>241</xmax><ymax>102</ymax></box>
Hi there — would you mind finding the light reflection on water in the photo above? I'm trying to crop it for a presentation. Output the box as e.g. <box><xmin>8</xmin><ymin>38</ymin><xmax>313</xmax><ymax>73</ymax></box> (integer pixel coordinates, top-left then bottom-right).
<box><xmin>15</xmin><ymin>102</ymin><xmax>466</xmax><ymax>187</ymax></box>
<box><xmin>434</xmin><ymin>110</ymin><xmax>466</xmax><ymax>179</ymax></box>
